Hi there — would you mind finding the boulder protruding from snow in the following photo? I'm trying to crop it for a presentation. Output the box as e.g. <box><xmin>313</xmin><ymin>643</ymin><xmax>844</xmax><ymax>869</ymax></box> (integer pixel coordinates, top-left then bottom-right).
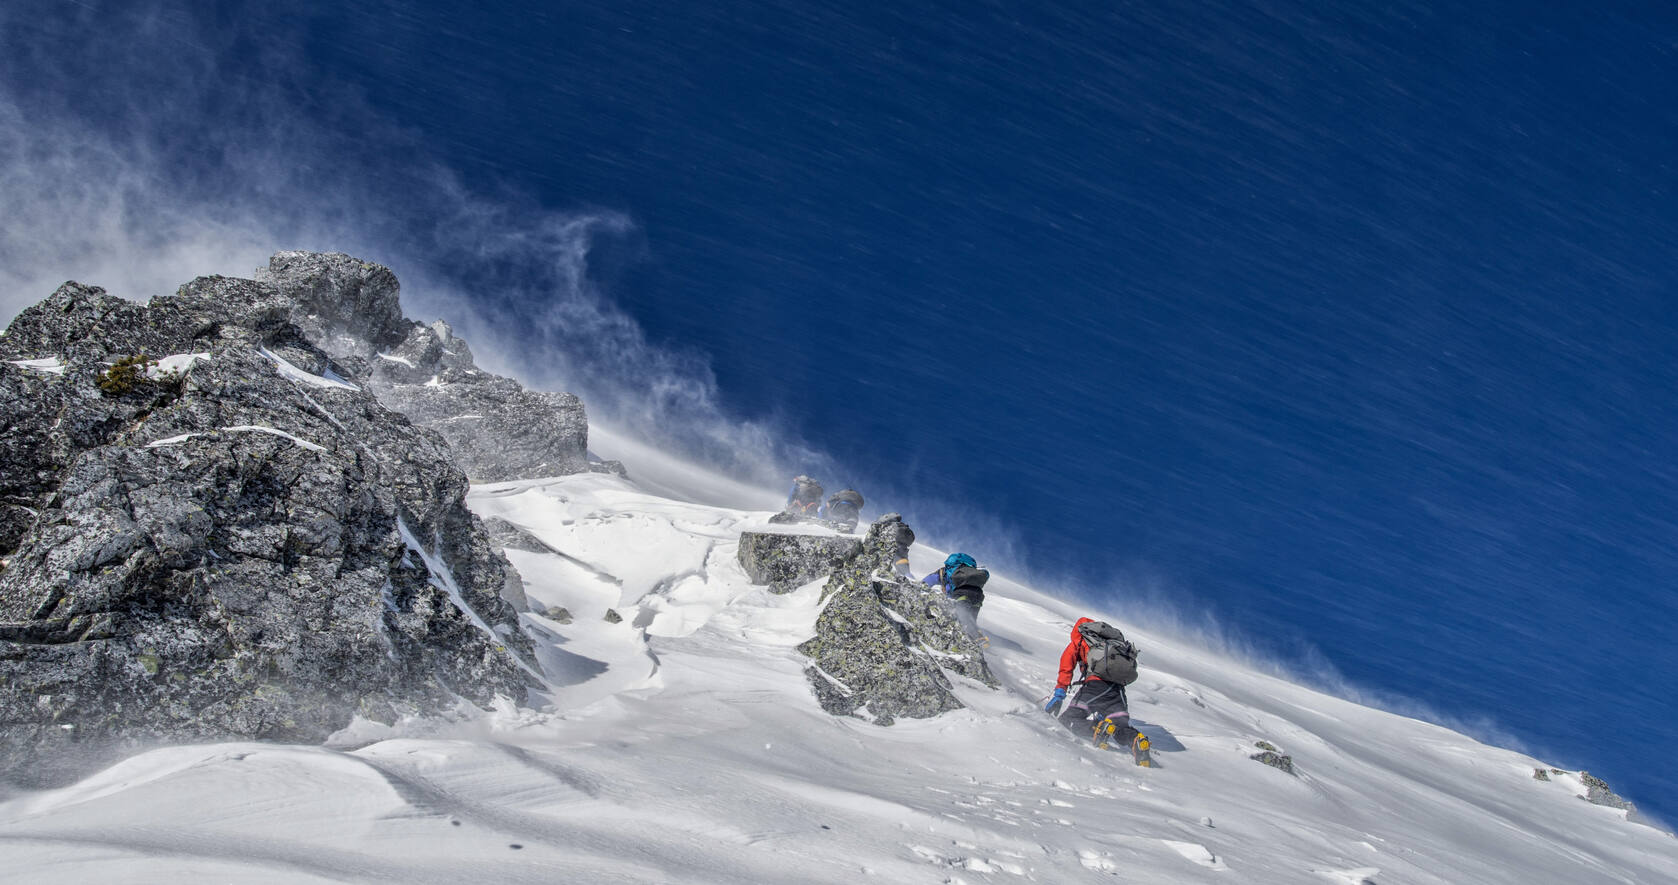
<box><xmin>737</xmin><ymin>531</ymin><xmax>862</xmax><ymax>594</ymax></box>
<box><xmin>1581</xmin><ymin>772</ymin><xmax>1641</xmax><ymax>819</ymax></box>
<box><xmin>1250</xmin><ymin>741</ymin><xmax>1296</xmax><ymax>776</ymax></box>
<box><xmin>0</xmin><ymin>267</ymin><xmax>544</xmax><ymax>786</ymax></box>
<box><xmin>542</xmin><ymin>605</ymin><xmax>574</xmax><ymax>624</ymax></box>
<box><xmin>481</xmin><ymin>516</ymin><xmax>561</xmax><ymax>555</ymax></box>
<box><xmin>257</xmin><ymin>251</ymin><xmax>596</xmax><ymax>482</ymax></box>
<box><xmin>797</xmin><ymin>515</ymin><xmax>995</xmax><ymax>725</ymax></box>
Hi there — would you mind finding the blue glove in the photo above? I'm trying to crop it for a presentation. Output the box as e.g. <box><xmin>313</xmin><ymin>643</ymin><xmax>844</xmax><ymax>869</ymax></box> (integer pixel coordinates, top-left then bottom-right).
<box><xmin>1045</xmin><ymin>688</ymin><xmax>1066</xmax><ymax>712</ymax></box>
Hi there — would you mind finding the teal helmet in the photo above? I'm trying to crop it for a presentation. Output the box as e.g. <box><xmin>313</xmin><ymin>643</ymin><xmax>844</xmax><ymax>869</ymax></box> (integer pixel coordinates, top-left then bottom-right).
<box><xmin>944</xmin><ymin>552</ymin><xmax>976</xmax><ymax>570</ymax></box>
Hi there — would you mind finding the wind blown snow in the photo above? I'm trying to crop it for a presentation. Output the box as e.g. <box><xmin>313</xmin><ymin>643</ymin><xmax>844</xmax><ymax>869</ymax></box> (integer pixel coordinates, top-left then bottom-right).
<box><xmin>1</xmin><ymin>464</ymin><xmax>1672</xmax><ymax>884</ymax></box>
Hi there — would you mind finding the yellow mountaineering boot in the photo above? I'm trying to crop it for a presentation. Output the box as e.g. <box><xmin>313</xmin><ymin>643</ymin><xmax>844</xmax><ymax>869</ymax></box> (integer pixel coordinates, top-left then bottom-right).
<box><xmin>1132</xmin><ymin>732</ymin><xmax>1153</xmax><ymax>767</ymax></box>
<box><xmin>1092</xmin><ymin>718</ymin><xmax>1118</xmax><ymax>750</ymax></box>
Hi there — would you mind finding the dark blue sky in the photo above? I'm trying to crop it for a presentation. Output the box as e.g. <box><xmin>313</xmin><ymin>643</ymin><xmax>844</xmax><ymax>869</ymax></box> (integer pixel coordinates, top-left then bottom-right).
<box><xmin>6</xmin><ymin>0</ymin><xmax>1676</xmax><ymax>821</ymax></box>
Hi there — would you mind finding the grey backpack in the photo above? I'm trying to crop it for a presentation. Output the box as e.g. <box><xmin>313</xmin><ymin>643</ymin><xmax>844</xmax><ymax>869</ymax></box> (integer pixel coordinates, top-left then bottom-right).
<box><xmin>1076</xmin><ymin>621</ymin><xmax>1140</xmax><ymax>685</ymax></box>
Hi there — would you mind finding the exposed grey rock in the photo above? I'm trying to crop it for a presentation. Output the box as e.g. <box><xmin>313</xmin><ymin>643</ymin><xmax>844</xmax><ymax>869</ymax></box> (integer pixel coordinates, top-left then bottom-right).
<box><xmin>0</xmin><ymin>270</ymin><xmax>543</xmax><ymax>786</ymax></box>
<box><xmin>261</xmin><ymin>251</ymin><xmax>410</xmax><ymax>358</ymax></box>
<box><xmin>257</xmin><ymin>252</ymin><xmax>592</xmax><ymax>482</ymax></box>
<box><xmin>543</xmin><ymin>606</ymin><xmax>573</xmax><ymax>624</ymax></box>
<box><xmin>373</xmin><ymin>377</ymin><xmax>590</xmax><ymax>481</ymax></box>
<box><xmin>0</xmin><ymin>360</ymin><xmax>74</xmax><ymax>554</ymax></box>
<box><xmin>0</xmin><ymin>276</ymin><xmax>312</xmax><ymax>556</ymax></box>
<box><xmin>1580</xmin><ymin>771</ymin><xmax>1640</xmax><ymax>820</ymax></box>
<box><xmin>496</xmin><ymin>554</ymin><xmax>531</xmax><ymax>613</ymax></box>
<box><xmin>1534</xmin><ymin>768</ymin><xmax>1551</xmax><ymax>781</ymax></box>
<box><xmin>737</xmin><ymin>531</ymin><xmax>862</xmax><ymax>594</ymax></box>
<box><xmin>481</xmin><ymin>517</ymin><xmax>561</xmax><ymax>555</ymax></box>
<box><xmin>588</xmin><ymin>458</ymin><xmax>628</xmax><ymax>478</ymax></box>
<box><xmin>1250</xmin><ymin>741</ymin><xmax>1296</xmax><ymax>775</ymax></box>
<box><xmin>797</xmin><ymin>515</ymin><xmax>995</xmax><ymax>725</ymax></box>
<box><xmin>603</xmin><ymin>608</ymin><xmax>622</xmax><ymax>624</ymax></box>
<box><xmin>469</xmin><ymin>521</ymin><xmax>538</xmax><ymax>613</ymax></box>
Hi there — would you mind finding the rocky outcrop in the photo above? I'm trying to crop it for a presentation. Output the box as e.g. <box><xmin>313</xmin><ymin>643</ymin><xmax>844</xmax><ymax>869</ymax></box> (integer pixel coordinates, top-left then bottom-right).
<box><xmin>478</xmin><ymin>517</ymin><xmax>552</xmax><ymax>613</ymax></box>
<box><xmin>261</xmin><ymin>251</ymin><xmax>411</xmax><ymax>358</ymax></box>
<box><xmin>257</xmin><ymin>251</ymin><xmax>606</xmax><ymax>482</ymax></box>
<box><xmin>540</xmin><ymin>606</ymin><xmax>574</xmax><ymax>624</ymax></box>
<box><xmin>0</xmin><ymin>267</ymin><xmax>545</xmax><ymax>785</ymax></box>
<box><xmin>1250</xmin><ymin>741</ymin><xmax>1296</xmax><ymax>775</ymax></box>
<box><xmin>1580</xmin><ymin>772</ymin><xmax>1641</xmax><ymax>820</ymax></box>
<box><xmin>797</xmin><ymin>515</ymin><xmax>995</xmax><ymax>725</ymax></box>
<box><xmin>481</xmin><ymin>516</ymin><xmax>562</xmax><ymax>555</ymax></box>
<box><xmin>736</xmin><ymin>531</ymin><xmax>862</xmax><ymax>594</ymax></box>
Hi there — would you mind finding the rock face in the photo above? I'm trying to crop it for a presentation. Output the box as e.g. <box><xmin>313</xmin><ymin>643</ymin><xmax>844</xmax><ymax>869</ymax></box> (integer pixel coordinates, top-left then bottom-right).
<box><xmin>0</xmin><ymin>263</ymin><xmax>547</xmax><ymax>785</ymax></box>
<box><xmin>1580</xmin><ymin>772</ymin><xmax>1641</xmax><ymax>820</ymax></box>
<box><xmin>736</xmin><ymin>531</ymin><xmax>863</xmax><ymax>594</ymax></box>
<box><xmin>797</xmin><ymin>515</ymin><xmax>995</xmax><ymax>725</ymax></box>
<box><xmin>258</xmin><ymin>251</ymin><xmax>612</xmax><ymax>482</ymax></box>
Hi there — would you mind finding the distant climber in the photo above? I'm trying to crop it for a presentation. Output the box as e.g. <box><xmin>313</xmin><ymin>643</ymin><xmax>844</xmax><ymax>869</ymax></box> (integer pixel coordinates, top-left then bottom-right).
<box><xmin>923</xmin><ymin>552</ymin><xmax>989</xmax><ymax>637</ymax></box>
<box><xmin>786</xmin><ymin>475</ymin><xmax>823</xmax><ymax>515</ymax></box>
<box><xmin>888</xmin><ymin>520</ymin><xmax>915</xmax><ymax>578</ymax></box>
<box><xmin>770</xmin><ymin>476</ymin><xmax>825</xmax><ymax>525</ymax></box>
<box><xmin>1045</xmin><ymin>617</ymin><xmax>1151</xmax><ymax>766</ymax></box>
<box><xmin>818</xmin><ymin>489</ymin><xmax>864</xmax><ymax>532</ymax></box>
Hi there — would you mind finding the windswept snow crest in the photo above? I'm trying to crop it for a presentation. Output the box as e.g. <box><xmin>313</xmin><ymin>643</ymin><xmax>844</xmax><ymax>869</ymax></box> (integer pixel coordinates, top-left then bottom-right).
<box><xmin>2</xmin><ymin>468</ymin><xmax>1673</xmax><ymax>884</ymax></box>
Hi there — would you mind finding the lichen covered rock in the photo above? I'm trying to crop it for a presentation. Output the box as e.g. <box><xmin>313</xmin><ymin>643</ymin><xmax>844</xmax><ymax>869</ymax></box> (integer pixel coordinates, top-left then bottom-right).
<box><xmin>737</xmin><ymin>531</ymin><xmax>862</xmax><ymax>593</ymax></box>
<box><xmin>796</xmin><ymin>515</ymin><xmax>995</xmax><ymax>725</ymax></box>
<box><xmin>0</xmin><ymin>266</ymin><xmax>544</xmax><ymax>786</ymax></box>
<box><xmin>1250</xmin><ymin>741</ymin><xmax>1296</xmax><ymax>775</ymax></box>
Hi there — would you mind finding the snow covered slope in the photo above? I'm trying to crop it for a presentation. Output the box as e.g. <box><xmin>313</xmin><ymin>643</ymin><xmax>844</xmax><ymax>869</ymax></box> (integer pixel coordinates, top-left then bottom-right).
<box><xmin>2</xmin><ymin>463</ymin><xmax>1673</xmax><ymax>883</ymax></box>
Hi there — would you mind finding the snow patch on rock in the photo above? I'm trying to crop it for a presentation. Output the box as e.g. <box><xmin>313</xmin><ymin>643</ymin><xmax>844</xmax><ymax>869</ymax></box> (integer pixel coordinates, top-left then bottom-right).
<box><xmin>260</xmin><ymin>346</ymin><xmax>359</xmax><ymax>391</ymax></box>
<box><xmin>7</xmin><ymin>356</ymin><xmax>65</xmax><ymax>374</ymax></box>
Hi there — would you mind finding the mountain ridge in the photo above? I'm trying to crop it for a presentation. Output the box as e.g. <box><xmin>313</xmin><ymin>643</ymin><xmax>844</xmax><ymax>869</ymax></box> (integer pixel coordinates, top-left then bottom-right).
<box><xmin>1</xmin><ymin>253</ymin><xmax>1671</xmax><ymax>883</ymax></box>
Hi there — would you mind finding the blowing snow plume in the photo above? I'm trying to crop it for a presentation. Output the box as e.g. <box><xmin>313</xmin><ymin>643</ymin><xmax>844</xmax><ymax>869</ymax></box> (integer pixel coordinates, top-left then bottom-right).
<box><xmin>0</xmin><ymin>4</ymin><xmax>1517</xmax><ymax>752</ymax></box>
<box><xmin>0</xmin><ymin>0</ymin><xmax>822</xmax><ymax>489</ymax></box>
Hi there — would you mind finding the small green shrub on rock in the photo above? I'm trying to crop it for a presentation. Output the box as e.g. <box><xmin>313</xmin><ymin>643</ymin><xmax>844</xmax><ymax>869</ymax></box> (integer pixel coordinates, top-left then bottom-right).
<box><xmin>96</xmin><ymin>354</ymin><xmax>157</xmax><ymax>396</ymax></box>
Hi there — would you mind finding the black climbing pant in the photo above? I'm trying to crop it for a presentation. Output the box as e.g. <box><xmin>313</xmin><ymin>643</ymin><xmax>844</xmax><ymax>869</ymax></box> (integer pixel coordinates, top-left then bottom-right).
<box><xmin>1059</xmin><ymin>680</ymin><xmax>1136</xmax><ymax>743</ymax></box>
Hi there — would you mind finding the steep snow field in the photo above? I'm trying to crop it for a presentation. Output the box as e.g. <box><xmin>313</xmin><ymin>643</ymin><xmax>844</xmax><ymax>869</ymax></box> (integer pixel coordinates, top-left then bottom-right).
<box><xmin>2</xmin><ymin>454</ymin><xmax>1674</xmax><ymax>883</ymax></box>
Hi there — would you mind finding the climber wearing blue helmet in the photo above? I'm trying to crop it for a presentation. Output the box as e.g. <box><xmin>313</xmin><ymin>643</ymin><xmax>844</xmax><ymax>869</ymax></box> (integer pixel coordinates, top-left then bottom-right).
<box><xmin>923</xmin><ymin>552</ymin><xmax>990</xmax><ymax>637</ymax></box>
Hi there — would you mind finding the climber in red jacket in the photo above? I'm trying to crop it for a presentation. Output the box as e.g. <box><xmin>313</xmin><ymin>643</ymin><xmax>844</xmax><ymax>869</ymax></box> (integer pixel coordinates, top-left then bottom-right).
<box><xmin>1046</xmin><ymin>617</ymin><xmax>1149</xmax><ymax>763</ymax></box>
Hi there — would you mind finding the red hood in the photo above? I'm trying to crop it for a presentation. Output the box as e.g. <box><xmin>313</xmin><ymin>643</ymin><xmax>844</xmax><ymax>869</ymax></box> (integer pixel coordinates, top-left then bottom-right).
<box><xmin>1070</xmin><ymin>617</ymin><xmax>1094</xmax><ymax>645</ymax></box>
